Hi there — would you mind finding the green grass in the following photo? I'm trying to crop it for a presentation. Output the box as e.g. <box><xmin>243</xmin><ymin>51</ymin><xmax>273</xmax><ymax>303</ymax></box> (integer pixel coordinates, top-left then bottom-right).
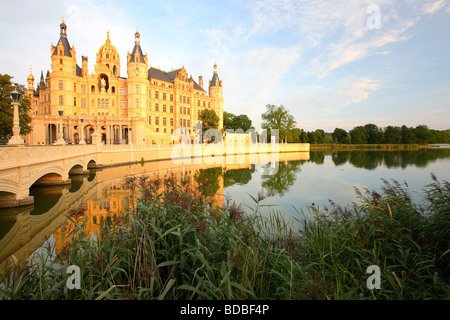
<box><xmin>1</xmin><ymin>174</ymin><xmax>449</xmax><ymax>300</ymax></box>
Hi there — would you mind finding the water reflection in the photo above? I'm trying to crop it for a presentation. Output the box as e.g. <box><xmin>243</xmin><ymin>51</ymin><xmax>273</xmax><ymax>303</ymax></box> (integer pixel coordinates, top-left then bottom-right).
<box><xmin>1</xmin><ymin>149</ymin><xmax>449</xmax><ymax>272</ymax></box>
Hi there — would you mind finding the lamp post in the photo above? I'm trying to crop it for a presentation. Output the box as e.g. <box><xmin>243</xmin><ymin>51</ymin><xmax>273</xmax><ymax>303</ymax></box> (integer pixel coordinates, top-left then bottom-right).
<box><xmin>8</xmin><ymin>90</ymin><xmax>26</xmax><ymax>145</ymax></box>
<box><xmin>55</xmin><ymin>109</ymin><xmax>66</xmax><ymax>145</ymax></box>
<box><xmin>79</xmin><ymin>116</ymin><xmax>86</xmax><ymax>144</ymax></box>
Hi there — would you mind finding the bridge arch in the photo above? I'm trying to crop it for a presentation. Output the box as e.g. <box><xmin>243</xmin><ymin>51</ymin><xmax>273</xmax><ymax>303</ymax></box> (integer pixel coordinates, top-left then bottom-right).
<box><xmin>27</xmin><ymin>166</ymin><xmax>69</xmax><ymax>189</ymax></box>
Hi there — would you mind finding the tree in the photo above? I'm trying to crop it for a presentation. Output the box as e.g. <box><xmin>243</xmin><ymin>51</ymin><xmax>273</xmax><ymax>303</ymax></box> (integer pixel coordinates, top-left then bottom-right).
<box><xmin>350</xmin><ymin>126</ymin><xmax>367</xmax><ymax>144</ymax></box>
<box><xmin>332</xmin><ymin>128</ymin><xmax>348</xmax><ymax>144</ymax></box>
<box><xmin>401</xmin><ymin>125</ymin><xmax>417</xmax><ymax>144</ymax></box>
<box><xmin>223</xmin><ymin>111</ymin><xmax>234</xmax><ymax>129</ymax></box>
<box><xmin>364</xmin><ymin>123</ymin><xmax>384</xmax><ymax>144</ymax></box>
<box><xmin>199</xmin><ymin>109</ymin><xmax>220</xmax><ymax>142</ymax></box>
<box><xmin>384</xmin><ymin>126</ymin><xmax>402</xmax><ymax>144</ymax></box>
<box><xmin>0</xmin><ymin>74</ymin><xmax>32</xmax><ymax>141</ymax></box>
<box><xmin>414</xmin><ymin>125</ymin><xmax>432</xmax><ymax>144</ymax></box>
<box><xmin>261</xmin><ymin>104</ymin><xmax>296</xmax><ymax>143</ymax></box>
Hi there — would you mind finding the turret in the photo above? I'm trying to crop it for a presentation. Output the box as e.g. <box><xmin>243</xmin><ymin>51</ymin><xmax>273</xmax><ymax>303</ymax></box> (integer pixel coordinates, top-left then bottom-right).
<box><xmin>51</xmin><ymin>17</ymin><xmax>77</xmax><ymax>73</ymax></box>
<box><xmin>127</xmin><ymin>28</ymin><xmax>148</xmax><ymax>78</ymax></box>
<box><xmin>208</xmin><ymin>63</ymin><xmax>223</xmax><ymax>130</ymax></box>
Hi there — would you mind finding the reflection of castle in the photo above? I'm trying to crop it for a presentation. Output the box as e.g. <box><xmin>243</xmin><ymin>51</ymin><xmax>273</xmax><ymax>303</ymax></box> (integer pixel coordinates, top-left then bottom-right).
<box><xmin>25</xmin><ymin>19</ymin><xmax>223</xmax><ymax>145</ymax></box>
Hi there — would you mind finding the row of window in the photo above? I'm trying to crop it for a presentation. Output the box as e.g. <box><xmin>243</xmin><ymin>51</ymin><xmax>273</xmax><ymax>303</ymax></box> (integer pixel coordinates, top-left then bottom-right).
<box><xmin>147</xmin><ymin>116</ymin><xmax>192</xmax><ymax>128</ymax></box>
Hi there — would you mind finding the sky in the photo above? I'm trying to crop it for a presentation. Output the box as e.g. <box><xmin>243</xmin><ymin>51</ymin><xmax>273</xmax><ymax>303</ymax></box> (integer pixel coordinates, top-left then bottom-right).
<box><xmin>0</xmin><ymin>0</ymin><xmax>449</xmax><ymax>132</ymax></box>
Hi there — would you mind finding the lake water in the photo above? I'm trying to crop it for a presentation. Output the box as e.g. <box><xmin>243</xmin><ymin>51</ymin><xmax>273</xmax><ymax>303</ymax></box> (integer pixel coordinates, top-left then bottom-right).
<box><xmin>1</xmin><ymin>148</ymin><xmax>449</xmax><ymax>268</ymax></box>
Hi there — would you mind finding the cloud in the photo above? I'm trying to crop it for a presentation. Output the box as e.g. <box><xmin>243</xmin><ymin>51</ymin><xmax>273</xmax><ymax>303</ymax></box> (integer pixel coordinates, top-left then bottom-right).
<box><xmin>421</xmin><ymin>0</ymin><xmax>448</xmax><ymax>14</ymax></box>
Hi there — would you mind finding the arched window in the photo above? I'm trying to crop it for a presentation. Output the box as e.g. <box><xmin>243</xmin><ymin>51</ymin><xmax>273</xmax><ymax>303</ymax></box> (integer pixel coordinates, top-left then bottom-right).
<box><xmin>91</xmin><ymin>85</ymin><xmax>95</xmax><ymax>93</ymax></box>
<box><xmin>102</xmin><ymin>99</ymin><xmax>105</xmax><ymax>108</ymax></box>
<box><xmin>106</xmin><ymin>99</ymin><xmax>109</xmax><ymax>108</ymax></box>
<box><xmin>112</xmin><ymin>86</ymin><xmax>115</xmax><ymax>93</ymax></box>
<box><xmin>98</xmin><ymin>99</ymin><xmax>101</xmax><ymax>108</ymax></box>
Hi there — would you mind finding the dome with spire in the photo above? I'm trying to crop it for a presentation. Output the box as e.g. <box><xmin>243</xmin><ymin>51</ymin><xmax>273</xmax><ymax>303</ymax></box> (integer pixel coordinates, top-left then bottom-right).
<box><xmin>98</xmin><ymin>30</ymin><xmax>119</xmax><ymax>58</ymax></box>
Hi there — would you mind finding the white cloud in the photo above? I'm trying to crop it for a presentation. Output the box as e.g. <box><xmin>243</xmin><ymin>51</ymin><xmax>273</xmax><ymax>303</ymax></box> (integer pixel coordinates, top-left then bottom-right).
<box><xmin>421</xmin><ymin>0</ymin><xmax>448</xmax><ymax>14</ymax></box>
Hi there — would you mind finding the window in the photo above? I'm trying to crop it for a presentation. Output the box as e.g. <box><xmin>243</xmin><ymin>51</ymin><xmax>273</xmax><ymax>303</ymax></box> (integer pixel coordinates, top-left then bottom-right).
<box><xmin>112</xmin><ymin>86</ymin><xmax>115</xmax><ymax>93</ymax></box>
<box><xmin>156</xmin><ymin>117</ymin><xmax>159</xmax><ymax>125</ymax></box>
<box><xmin>170</xmin><ymin>94</ymin><xmax>173</xmax><ymax>102</ymax></box>
<box><xmin>203</xmin><ymin>101</ymin><xmax>206</xmax><ymax>107</ymax></box>
<box><xmin>155</xmin><ymin>103</ymin><xmax>159</xmax><ymax>112</ymax></box>
<box><xmin>102</xmin><ymin>99</ymin><xmax>106</xmax><ymax>108</ymax></box>
<box><xmin>170</xmin><ymin>118</ymin><xmax>173</xmax><ymax>126</ymax></box>
<box><xmin>135</xmin><ymin>99</ymin><xmax>140</xmax><ymax>108</ymax></box>
<box><xmin>183</xmin><ymin>119</ymin><xmax>186</xmax><ymax>127</ymax></box>
<box><xmin>120</xmin><ymin>87</ymin><xmax>125</xmax><ymax>95</ymax></box>
<box><xmin>156</xmin><ymin>128</ymin><xmax>159</xmax><ymax>132</ymax></box>
<box><xmin>197</xmin><ymin>100</ymin><xmax>200</xmax><ymax>106</ymax></box>
<box><xmin>179</xmin><ymin>96</ymin><xmax>182</xmax><ymax>103</ymax></box>
<box><xmin>183</xmin><ymin>96</ymin><xmax>186</xmax><ymax>103</ymax></box>
<box><xmin>170</xmin><ymin>105</ymin><xmax>173</xmax><ymax>113</ymax></box>
<box><xmin>164</xmin><ymin>128</ymin><xmax>167</xmax><ymax>133</ymax></box>
<box><xmin>74</xmin><ymin>83</ymin><xmax>76</xmax><ymax>92</ymax></box>
<box><xmin>59</xmin><ymin>95</ymin><xmax>63</xmax><ymax>105</ymax></box>
<box><xmin>91</xmin><ymin>85</ymin><xmax>95</xmax><ymax>93</ymax></box>
<box><xmin>208</xmin><ymin>102</ymin><xmax>211</xmax><ymax>108</ymax></box>
<box><xmin>106</xmin><ymin>99</ymin><xmax>109</xmax><ymax>108</ymax></box>
<box><xmin>98</xmin><ymin>99</ymin><xmax>101</xmax><ymax>108</ymax></box>
<box><xmin>187</xmin><ymin>120</ymin><xmax>191</xmax><ymax>127</ymax></box>
<box><xmin>135</xmin><ymin>85</ymin><xmax>140</xmax><ymax>94</ymax></box>
<box><xmin>155</xmin><ymin>91</ymin><xmax>159</xmax><ymax>99</ymax></box>
<box><xmin>81</xmin><ymin>85</ymin><xmax>86</xmax><ymax>94</ymax></box>
<box><xmin>183</xmin><ymin>107</ymin><xmax>186</xmax><ymax>115</ymax></box>
<box><xmin>163</xmin><ymin>105</ymin><xmax>167</xmax><ymax>113</ymax></box>
<box><xmin>163</xmin><ymin>117</ymin><xmax>167</xmax><ymax>126</ymax></box>
<box><xmin>163</xmin><ymin>93</ymin><xmax>166</xmax><ymax>100</ymax></box>
<box><xmin>179</xmin><ymin>119</ymin><xmax>182</xmax><ymax>127</ymax></box>
<box><xmin>187</xmin><ymin>97</ymin><xmax>190</xmax><ymax>104</ymax></box>
<box><xmin>148</xmin><ymin>116</ymin><xmax>151</xmax><ymax>124</ymax></box>
<box><xmin>74</xmin><ymin>97</ymin><xmax>76</xmax><ymax>106</ymax></box>
<box><xmin>120</xmin><ymin>101</ymin><xmax>125</xmax><ymax>109</ymax></box>
<box><xmin>59</xmin><ymin>81</ymin><xmax>63</xmax><ymax>90</ymax></box>
<box><xmin>81</xmin><ymin>99</ymin><xmax>86</xmax><ymax>108</ymax></box>
<box><xmin>187</xmin><ymin>108</ymin><xmax>190</xmax><ymax>115</ymax></box>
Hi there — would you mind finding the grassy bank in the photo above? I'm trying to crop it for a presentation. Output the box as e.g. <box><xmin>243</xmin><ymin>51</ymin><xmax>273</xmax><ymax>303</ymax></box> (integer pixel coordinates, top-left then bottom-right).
<box><xmin>311</xmin><ymin>144</ymin><xmax>427</xmax><ymax>150</ymax></box>
<box><xmin>1</xmin><ymin>174</ymin><xmax>449</xmax><ymax>300</ymax></box>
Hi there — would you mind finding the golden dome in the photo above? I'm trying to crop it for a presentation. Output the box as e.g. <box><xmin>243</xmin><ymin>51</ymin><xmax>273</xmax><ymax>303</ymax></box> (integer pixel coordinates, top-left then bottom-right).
<box><xmin>98</xmin><ymin>30</ymin><xmax>119</xmax><ymax>58</ymax></box>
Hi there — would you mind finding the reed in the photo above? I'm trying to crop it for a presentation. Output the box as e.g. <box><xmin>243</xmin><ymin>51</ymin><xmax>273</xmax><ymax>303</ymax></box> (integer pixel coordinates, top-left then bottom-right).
<box><xmin>1</xmin><ymin>174</ymin><xmax>448</xmax><ymax>300</ymax></box>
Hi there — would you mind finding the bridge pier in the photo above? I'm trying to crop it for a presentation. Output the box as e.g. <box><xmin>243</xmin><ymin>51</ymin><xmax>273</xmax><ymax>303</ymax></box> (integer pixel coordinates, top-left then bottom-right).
<box><xmin>0</xmin><ymin>191</ymin><xmax>34</xmax><ymax>209</ymax></box>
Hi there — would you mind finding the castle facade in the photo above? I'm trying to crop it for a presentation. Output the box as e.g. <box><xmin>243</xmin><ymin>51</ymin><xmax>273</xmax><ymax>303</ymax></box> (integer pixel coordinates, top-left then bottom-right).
<box><xmin>25</xmin><ymin>19</ymin><xmax>223</xmax><ymax>145</ymax></box>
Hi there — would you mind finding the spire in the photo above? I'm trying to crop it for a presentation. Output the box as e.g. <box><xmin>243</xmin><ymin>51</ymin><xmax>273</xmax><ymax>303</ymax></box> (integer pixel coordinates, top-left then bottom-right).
<box><xmin>209</xmin><ymin>62</ymin><xmax>221</xmax><ymax>87</ymax></box>
<box><xmin>135</xmin><ymin>27</ymin><xmax>140</xmax><ymax>45</ymax></box>
<box><xmin>60</xmin><ymin>16</ymin><xmax>67</xmax><ymax>37</ymax></box>
<box><xmin>27</xmin><ymin>67</ymin><xmax>34</xmax><ymax>81</ymax></box>
<box><xmin>106</xmin><ymin>30</ymin><xmax>111</xmax><ymax>43</ymax></box>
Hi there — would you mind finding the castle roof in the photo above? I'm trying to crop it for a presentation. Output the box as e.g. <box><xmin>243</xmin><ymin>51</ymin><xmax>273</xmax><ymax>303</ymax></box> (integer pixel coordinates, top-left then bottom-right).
<box><xmin>52</xmin><ymin>36</ymin><xmax>72</xmax><ymax>57</ymax></box>
<box><xmin>148</xmin><ymin>67</ymin><xmax>205</xmax><ymax>91</ymax></box>
<box><xmin>129</xmin><ymin>44</ymin><xmax>146</xmax><ymax>63</ymax></box>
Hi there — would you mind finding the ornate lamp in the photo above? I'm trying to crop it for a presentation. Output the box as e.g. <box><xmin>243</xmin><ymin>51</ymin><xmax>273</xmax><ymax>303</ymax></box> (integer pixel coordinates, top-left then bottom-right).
<box><xmin>7</xmin><ymin>90</ymin><xmax>26</xmax><ymax>145</ymax></box>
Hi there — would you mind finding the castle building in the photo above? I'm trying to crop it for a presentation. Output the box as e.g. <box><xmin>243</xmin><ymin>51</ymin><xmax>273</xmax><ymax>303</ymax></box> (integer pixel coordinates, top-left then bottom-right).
<box><xmin>25</xmin><ymin>19</ymin><xmax>223</xmax><ymax>145</ymax></box>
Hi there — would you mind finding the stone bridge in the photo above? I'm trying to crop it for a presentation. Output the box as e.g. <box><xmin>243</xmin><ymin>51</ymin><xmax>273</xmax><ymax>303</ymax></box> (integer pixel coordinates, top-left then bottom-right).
<box><xmin>0</xmin><ymin>144</ymin><xmax>100</xmax><ymax>208</ymax></box>
<box><xmin>0</xmin><ymin>142</ymin><xmax>309</xmax><ymax>209</ymax></box>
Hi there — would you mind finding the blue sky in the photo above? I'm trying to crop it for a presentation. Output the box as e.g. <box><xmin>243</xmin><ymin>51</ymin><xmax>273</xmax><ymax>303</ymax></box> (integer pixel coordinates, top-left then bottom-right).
<box><xmin>1</xmin><ymin>0</ymin><xmax>449</xmax><ymax>132</ymax></box>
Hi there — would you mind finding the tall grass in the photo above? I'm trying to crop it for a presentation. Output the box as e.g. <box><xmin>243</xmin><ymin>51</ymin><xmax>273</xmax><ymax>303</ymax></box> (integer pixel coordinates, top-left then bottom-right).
<box><xmin>0</xmin><ymin>174</ymin><xmax>448</xmax><ymax>300</ymax></box>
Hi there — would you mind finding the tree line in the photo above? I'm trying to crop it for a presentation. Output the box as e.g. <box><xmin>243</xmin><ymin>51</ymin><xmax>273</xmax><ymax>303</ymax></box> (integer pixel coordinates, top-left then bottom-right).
<box><xmin>225</xmin><ymin>104</ymin><xmax>449</xmax><ymax>145</ymax></box>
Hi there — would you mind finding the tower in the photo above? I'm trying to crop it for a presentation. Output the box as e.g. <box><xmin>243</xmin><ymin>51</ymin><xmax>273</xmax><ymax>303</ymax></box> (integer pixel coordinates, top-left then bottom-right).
<box><xmin>126</xmin><ymin>28</ymin><xmax>148</xmax><ymax>143</ymax></box>
<box><xmin>26</xmin><ymin>68</ymin><xmax>34</xmax><ymax>99</ymax></box>
<box><xmin>209</xmin><ymin>62</ymin><xmax>223</xmax><ymax>130</ymax></box>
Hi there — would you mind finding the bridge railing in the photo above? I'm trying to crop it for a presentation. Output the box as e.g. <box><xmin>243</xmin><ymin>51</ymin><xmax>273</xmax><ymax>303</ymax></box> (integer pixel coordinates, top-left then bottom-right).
<box><xmin>0</xmin><ymin>145</ymin><xmax>97</xmax><ymax>170</ymax></box>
